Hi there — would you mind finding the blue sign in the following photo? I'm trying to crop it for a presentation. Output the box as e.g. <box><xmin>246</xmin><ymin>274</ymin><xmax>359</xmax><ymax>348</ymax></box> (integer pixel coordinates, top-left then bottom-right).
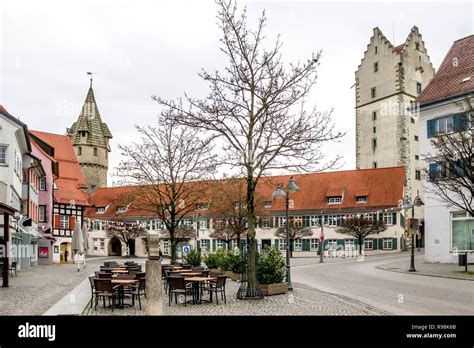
<box><xmin>182</xmin><ymin>245</ymin><xmax>190</xmax><ymax>254</ymax></box>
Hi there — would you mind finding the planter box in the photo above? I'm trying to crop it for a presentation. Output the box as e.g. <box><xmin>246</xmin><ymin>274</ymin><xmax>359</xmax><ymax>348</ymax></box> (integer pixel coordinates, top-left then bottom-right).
<box><xmin>224</xmin><ymin>270</ymin><xmax>235</xmax><ymax>278</ymax></box>
<box><xmin>209</xmin><ymin>268</ymin><xmax>220</xmax><ymax>274</ymax></box>
<box><xmin>230</xmin><ymin>272</ymin><xmax>244</xmax><ymax>281</ymax></box>
<box><xmin>260</xmin><ymin>282</ymin><xmax>288</xmax><ymax>296</ymax></box>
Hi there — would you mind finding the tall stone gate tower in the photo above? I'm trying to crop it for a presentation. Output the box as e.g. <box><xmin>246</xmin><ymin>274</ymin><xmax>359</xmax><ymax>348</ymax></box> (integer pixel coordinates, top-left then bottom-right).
<box><xmin>68</xmin><ymin>79</ymin><xmax>112</xmax><ymax>194</ymax></box>
<box><xmin>355</xmin><ymin>26</ymin><xmax>434</xmax><ymax>219</ymax></box>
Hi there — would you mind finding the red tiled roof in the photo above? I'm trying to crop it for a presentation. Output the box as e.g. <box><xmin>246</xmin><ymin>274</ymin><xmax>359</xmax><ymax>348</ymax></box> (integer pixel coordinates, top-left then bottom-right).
<box><xmin>393</xmin><ymin>44</ymin><xmax>404</xmax><ymax>54</ymax></box>
<box><xmin>417</xmin><ymin>35</ymin><xmax>474</xmax><ymax>106</ymax></box>
<box><xmin>30</xmin><ymin>130</ymin><xmax>89</xmax><ymax>206</ymax></box>
<box><xmin>85</xmin><ymin>167</ymin><xmax>405</xmax><ymax>219</ymax></box>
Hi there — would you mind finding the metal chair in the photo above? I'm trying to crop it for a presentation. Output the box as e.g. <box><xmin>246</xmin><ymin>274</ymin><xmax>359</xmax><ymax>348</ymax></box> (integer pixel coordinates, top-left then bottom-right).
<box><xmin>93</xmin><ymin>278</ymin><xmax>120</xmax><ymax>312</ymax></box>
<box><xmin>130</xmin><ymin>278</ymin><xmax>147</xmax><ymax>310</ymax></box>
<box><xmin>206</xmin><ymin>275</ymin><xmax>227</xmax><ymax>305</ymax></box>
<box><xmin>98</xmin><ymin>272</ymin><xmax>112</xmax><ymax>279</ymax></box>
<box><xmin>168</xmin><ymin>276</ymin><xmax>193</xmax><ymax>306</ymax></box>
<box><xmin>88</xmin><ymin>276</ymin><xmax>98</xmax><ymax>309</ymax></box>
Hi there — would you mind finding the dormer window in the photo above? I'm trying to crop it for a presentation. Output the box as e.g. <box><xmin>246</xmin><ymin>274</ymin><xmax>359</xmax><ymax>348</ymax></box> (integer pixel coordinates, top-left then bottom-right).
<box><xmin>234</xmin><ymin>202</ymin><xmax>243</xmax><ymax>209</ymax></box>
<box><xmin>196</xmin><ymin>203</ymin><xmax>209</xmax><ymax>210</ymax></box>
<box><xmin>117</xmin><ymin>206</ymin><xmax>128</xmax><ymax>213</ymax></box>
<box><xmin>356</xmin><ymin>196</ymin><xmax>367</xmax><ymax>203</ymax></box>
<box><xmin>328</xmin><ymin>196</ymin><xmax>342</xmax><ymax>204</ymax></box>
<box><xmin>264</xmin><ymin>201</ymin><xmax>272</xmax><ymax>208</ymax></box>
<box><xmin>96</xmin><ymin>207</ymin><xmax>106</xmax><ymax>213</ymax></box>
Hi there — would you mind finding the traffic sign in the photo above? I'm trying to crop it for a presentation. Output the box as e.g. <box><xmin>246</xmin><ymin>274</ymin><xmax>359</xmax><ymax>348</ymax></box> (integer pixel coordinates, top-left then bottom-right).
<box><xmin>182</xmin><ymin>245</ymin><xmax>190</xmax><ymax>254</ymax></box>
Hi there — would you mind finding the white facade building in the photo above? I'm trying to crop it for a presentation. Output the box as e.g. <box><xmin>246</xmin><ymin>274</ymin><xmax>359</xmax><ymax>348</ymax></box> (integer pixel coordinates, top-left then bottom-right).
<box><xmin>417</xmin><ymin>35</ymin><xmax>474</xmax><ymax>263</ymax></box>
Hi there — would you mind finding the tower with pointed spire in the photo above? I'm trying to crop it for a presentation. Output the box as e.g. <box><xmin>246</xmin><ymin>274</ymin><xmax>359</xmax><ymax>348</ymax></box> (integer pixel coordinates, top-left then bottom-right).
<box><xmin>67</xmin><ymin>76</ymin><xmax>112</xmax><ymax>194</ymax></box>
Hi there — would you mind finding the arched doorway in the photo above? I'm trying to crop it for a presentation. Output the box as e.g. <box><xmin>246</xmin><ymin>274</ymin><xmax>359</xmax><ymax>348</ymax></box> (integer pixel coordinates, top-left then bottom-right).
<box><xmin>108</xmin><ymin>237</ymin><xmax>122</xmax><ymax>256</ymax></box>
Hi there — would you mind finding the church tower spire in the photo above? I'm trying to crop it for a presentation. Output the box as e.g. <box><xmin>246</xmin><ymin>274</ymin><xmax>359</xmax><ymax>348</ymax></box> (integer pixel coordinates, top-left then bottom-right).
<box><xmin>67</xmin><ymin>75</ymin><xmax>112</xmax><ymax>193</ymax></box>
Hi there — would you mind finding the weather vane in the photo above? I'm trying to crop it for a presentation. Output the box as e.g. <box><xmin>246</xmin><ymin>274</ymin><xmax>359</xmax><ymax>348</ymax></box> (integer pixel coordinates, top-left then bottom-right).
<box><xmin>86</xmin><ymin>71</ymin><xmax>98</xmax><ymax>87</ymax></box>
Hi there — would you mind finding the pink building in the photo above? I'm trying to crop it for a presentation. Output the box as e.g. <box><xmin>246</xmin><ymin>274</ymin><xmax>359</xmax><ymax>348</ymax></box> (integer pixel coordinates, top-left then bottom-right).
<box><xmin>30</xmin><ymin>137</ymin><xmax>58</xmax><ymax>265</ymax></box>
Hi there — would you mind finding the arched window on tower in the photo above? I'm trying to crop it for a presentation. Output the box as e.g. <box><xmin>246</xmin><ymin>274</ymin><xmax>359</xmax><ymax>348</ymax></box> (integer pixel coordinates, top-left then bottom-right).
<box><xmin>93</xmin><ymin>147</ymin><xmax>98</xmax><ymax>156</ymax></box>
<box><xmin>78</xmin><ymin>147</ymin><xmax>82</xmax><ymax>156</ymax></box>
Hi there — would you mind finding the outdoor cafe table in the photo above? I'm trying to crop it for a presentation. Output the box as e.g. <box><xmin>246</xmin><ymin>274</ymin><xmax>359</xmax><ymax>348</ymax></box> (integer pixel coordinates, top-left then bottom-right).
<box><xmin>181</xmin><ymin>272</ymin><xmax>201</xmax><ymax>277</ymax></box>
<box><xmin>184</xmin><ymin>276</ymin><xmax>217</xmax><ymax>304</ymax></box>
<box><xmin>111</xmin><ymin>279</ymin><xmax>138</xmax><ymax>308</ymax></box>
<box><xmin>110</xmin><ymin>269</ymin><xmax>129</xmax><ymax>274</ymax></box>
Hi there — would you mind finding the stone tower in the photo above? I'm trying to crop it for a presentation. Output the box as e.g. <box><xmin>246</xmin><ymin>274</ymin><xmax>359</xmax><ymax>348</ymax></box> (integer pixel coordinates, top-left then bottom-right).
<box><xmin>355</xmin><ymin>26</ymin><xmax>434</xmax><ymax>218</ymax></box>
<box><xmin>68</xmin><ymin>79</ymin><xmax>112</xmax><ymax>194</ymax></box>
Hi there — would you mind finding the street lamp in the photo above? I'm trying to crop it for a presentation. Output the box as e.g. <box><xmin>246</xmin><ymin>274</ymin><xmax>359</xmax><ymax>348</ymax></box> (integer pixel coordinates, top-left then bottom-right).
<box><xmin>272</xmin><ymin>176</ymin><xmax>300</xmax><ymax>291</ymax></box>
<box><xmin>402</xmin><ymin>192</ymin><xmax>424</xmax><ymax>272</ymax></box>
<box><xmin>319</xmin><ymin>211</ymin><xmax>324</xmax><ymax>263</ymax></box>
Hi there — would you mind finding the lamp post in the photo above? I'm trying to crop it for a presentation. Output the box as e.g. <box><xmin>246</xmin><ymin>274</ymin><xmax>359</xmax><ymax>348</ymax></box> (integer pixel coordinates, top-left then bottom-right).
<box><xmin>272</xmin><ymin>176</ymin><xmax>300</xmax><ymax>291</ymax></box>
<box><xmin>319</xmin><ymin>211</ymin><xmax>324</xmax><ymax>263</ymax></box>
<box><xmin>402</xmin><ymin>192</ymin><xmax>424</xmax><ymax>272</ymax></box>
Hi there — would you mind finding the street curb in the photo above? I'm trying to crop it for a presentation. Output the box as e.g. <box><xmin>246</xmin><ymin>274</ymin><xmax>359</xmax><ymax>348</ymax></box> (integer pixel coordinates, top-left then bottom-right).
<box><xmin>375</xmin><ymin>265</ymin><xmax>474</xmax><ymax>281</ymax></box>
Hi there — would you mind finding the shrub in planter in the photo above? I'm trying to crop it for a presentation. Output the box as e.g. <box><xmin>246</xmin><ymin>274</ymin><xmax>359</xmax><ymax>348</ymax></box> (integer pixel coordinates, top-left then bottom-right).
<box><xmin>203</xmin><ymin>252</ymin><xmax>220</xmax><ymax>271</ymax></box>
<box><xmin>183</xmin><ymin>248</ymin><xmax>202</xmax><ymax>267</ymax></box>
<box><xmin>216</xmin><ymin>248</ymin><xmax>232</xmax><ymax>271</ymax></box>
<box><xmin>257</xmin><ymin>247</ymin><xmax>288</xmax><ymax>295</ymax></box>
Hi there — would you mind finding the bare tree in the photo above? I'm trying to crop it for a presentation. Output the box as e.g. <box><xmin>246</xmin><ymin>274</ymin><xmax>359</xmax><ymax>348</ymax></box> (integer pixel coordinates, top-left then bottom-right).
<box><xmin>116</xmin><ymin>116</ymin><xmax>215</xmax><ymax>261</ymax></box>
<box><xmin>424</xmin><ymin>98</ymin><xmax>473</xmax><ymax>216</ymax></box>
<box><xmin>154</xmin><ymin>0</ymin><xmax>343</xmax><ymax>297</ymax></box>
<box><xmin>106</xmin><ymin>221</ymin><xmax>147</xmax><ymax>256</ymax></box>
<box><xmin>336</xmin><ymin>217</ymin><xmax>386</xmax><ymax>254</ymax></box>
<box><xmin>209</xmin><ymin>178</ymin><xmax>249</xmax><ymax>249</ymax></box>
<box><xmin>274</xmin><ymin>225</ymin><xmax>313</xmax><ymax>258</ymax></box>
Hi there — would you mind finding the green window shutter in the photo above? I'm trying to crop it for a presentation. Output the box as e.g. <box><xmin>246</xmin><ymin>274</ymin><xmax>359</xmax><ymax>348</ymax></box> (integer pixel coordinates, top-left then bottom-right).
<box><xmin>378</xmin><ymin>212</ymin><xmax>383</xmax><ymax>222</ymax></box>
<box><xmin>324</xmin><ymin>215</ymin><xmax>328</xmax><ymax>225</ymax></box>
<box><xmin>392</xmin><ymin>238</ymin><xmax>397</xmax><ymax>250</ymax></box>
<box><xmin>323</xmin><ymin>240</ymin><xmax>328</xmax><ymax>250</ymax></box>
<box><xmin>303</xmin><ymin>216</ymin><xmax>309</xmax><ymax>227</ymax></box>
<box><xmin>274</xmin><ymin>239</ymin><xmax>279</xmax><ymax>250</ymax></box>
<box><xmin>228</xmin><ymin>240</ymin><xmax>232</xmax><ymax>249</ymax></box>
<box><xmin>197</xmin><ymin>240</ymin><xmax>201</xmax><ymax>252</ymax></box>
<box><xmin>302</xmin><ymin>239</ymin><xmax>310</xmax><ymax>251</ymax></box>
<box><xmin>400</xmin><ymin>213</ymin><xmax>405</xmax><ymax>227</ymax></box>
<box><xmin>427</xmin><ymin>118</ymin><xmax>436</xmax><ymax>138</ymax></box>
<box><xmin>378</xmin><ymin>239</ymin><xmax>383</xmax><ymax>249</ymax></box>
<box><xmin>212</xmin><ymin>239</ymin><xmax>216</xmax><ymax>250</ymax></box>
<box><xmin>373</xmin><ymin>238</ymin><xmax>378</xmax><ymax>250</ymax></box>
<box><xmin>392</xmin><ymin>212</ymin><xmax>397</xmax><ymax>225</ymax></box>
<box><xmin>337</xmin><ymin>239</ymin><xmax>345</xmax><ymax>249</ymax></box>
<box><xmin>258</xmin><ymin>217</ymin><xmax>262</xmax><ymax>228</ymax></box>
<box><xmin>270</xmin><ymin>217</ymin><xmax>274</xmax><ymax>228</ymax></box>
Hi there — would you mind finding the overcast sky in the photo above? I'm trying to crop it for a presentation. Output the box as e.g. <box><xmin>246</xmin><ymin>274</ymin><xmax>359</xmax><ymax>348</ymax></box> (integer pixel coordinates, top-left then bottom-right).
<box><xmin>1</xmin><ymin>0</ymin><xmax>472</xmax><ymax>184</ymax></box>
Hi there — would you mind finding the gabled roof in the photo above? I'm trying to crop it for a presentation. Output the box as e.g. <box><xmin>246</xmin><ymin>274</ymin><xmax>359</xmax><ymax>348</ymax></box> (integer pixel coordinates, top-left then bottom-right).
<box><xmin>30</xmin><ymin>130</ymin><xmax>89</xmax><ymax>206</ymax></box>
<box><xmin>417</xmin><ymin>35</ymin><xmax>474</xmax><ymax>106</ymax></box>
<box><xmin>0</xmin><ymin>105</ymin><xmax>32</xmax><ymax>152</ymax></box>
<box><xmin>85</xmin><ymin>167</ymin><xmax>405</xmax><ymax>219</ymax></box>
<box><xmin>67</xmin><ymin>83</ymin><xmax>112</xmax><ymax>149</ymax></box>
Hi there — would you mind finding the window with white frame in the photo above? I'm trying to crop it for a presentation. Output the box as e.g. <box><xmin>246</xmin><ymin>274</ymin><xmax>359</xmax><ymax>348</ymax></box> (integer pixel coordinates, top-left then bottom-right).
<box><xmin>199</xmin><ymin>239</ymin><xmax>208</xmax><ymax>252</ymax></box>
<box><xmin>59</xmin><ymin>215</ymin><xmax>69</xmax><ymax>229</ymax></box>
<box><xmin>39</xmin><ymin>205</ymin><xmax>46</xmax><ymax>222</ymax></box>
<box><xmin>264</xmin><ymin>201</ymin><xmax>272</xmax><ymax>208</ymax></box>
<box><xmin>364</xmin><ymin>239</ymin><xmax>373</xmax><ymax>250</ymax></box>
<box><xmin>117</xmin><ymin>206</ymin><xmax>127</xmax><ymax>213</ymax></box>
<box><xmin>327</xmin><ymin>239</ymin><xmax>337</xmax><ymax>250</ymax></box>
<box><xmin>327</xmin><ymin>215</ymin><xmax>340</xmax><ymax>226</ymax></box>
<box><xmin>356</xmin><ymin>196</ymin><xmax>367</xmax><ymax>203</ymax></box>
<box><xmin>294</xmin><ymin>239</ymin><xmax>302</xmax><ymax>251</ymax></box>
<box><xmin>310</xmin><ymin>238</ymin><xmax>319</xmax><ymax>251</ymax></box>
<box><xmin>262</xmin><ymin>217</ymin><xmax>271</xmax><ymax>228</ymax></box>
<box><xmin>291</xmin><ymin>216</ymin><xmax>303</xmax><ymax>227</ymax></box>
<box><xmin>345</xmin><ymin>239</ymin><xmax>355</xmax><ymax>250</ymax></box>
<box><xmin>383</xmin><ymin>213</ymin><xmax>393</xmax><ymax>225</ymax></box>
<box><xmin>181</xmin><ymin>219</ymin><xmax>193</xmax><ymax>228</ymax></box>
<box><xmin>199</xmin><ymin>219</ymin><xmax>209</xmax><ymax>230</ymax></box>
<box><xmin>100</xmin><ymin>239</ymin><xmax>105</xmax><ymax>250</ymax></box>
<box><xmin>216</xmin><ymin>240</ymin><xmax>224</xmax><ymax>249</ymax></box>
<box><xmin>328</xmin><ymin>196</ymin><xmax>342</xmax><ymax>204</ymax></box>
<box><xmin>364</xmin><ymin>213</ymin><xmax>375</xmax><ymax>222</ymax></box>
<box><xmin>96</xmin><ymin>207</ymin><xmax>105</xmax><ymax>213</ymax></box>
<box><xmin>277</xmin><ymin>217</ymin><xmax>287</xmax><ymax>228</ymax></box>
<box><xmin>279</xmin><ymin>239</ymin><xmax>287</xmax><ymax>250</ymax></box>
<box><xmin>310</xmin><ymin>216</ymin><xmax>320</xmax><ymax>227</ymax></box>
<box><xmin>39</xmin><ymin>177</ymin><xmax>46</xmax><ymax>191</ymax></box>
<box><xmin>383</xmin><ymin>238</ymin><xmax>393</xmax><ymax>249</ymax></box>
<box><xmin>0</xmin><ymin>145</ymin><xmax>7</xmax><ymax>165</ymax></box>
<box><xmin>197</xmin><ymin>203</ymin><xmax>209</xmax><ymax>210</ymax></box>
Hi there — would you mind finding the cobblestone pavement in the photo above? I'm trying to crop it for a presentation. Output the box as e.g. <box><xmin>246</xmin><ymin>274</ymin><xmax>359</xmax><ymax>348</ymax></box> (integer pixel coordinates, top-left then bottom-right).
<box><xmin>83</xmin><ymin>279</ymin><xmax>388</xmax><ymax>316</ymax></box>
<box><xmin>0</xmin><ymin>257</ymin><xmax>144</xmax><ymax>315</ymax></box>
